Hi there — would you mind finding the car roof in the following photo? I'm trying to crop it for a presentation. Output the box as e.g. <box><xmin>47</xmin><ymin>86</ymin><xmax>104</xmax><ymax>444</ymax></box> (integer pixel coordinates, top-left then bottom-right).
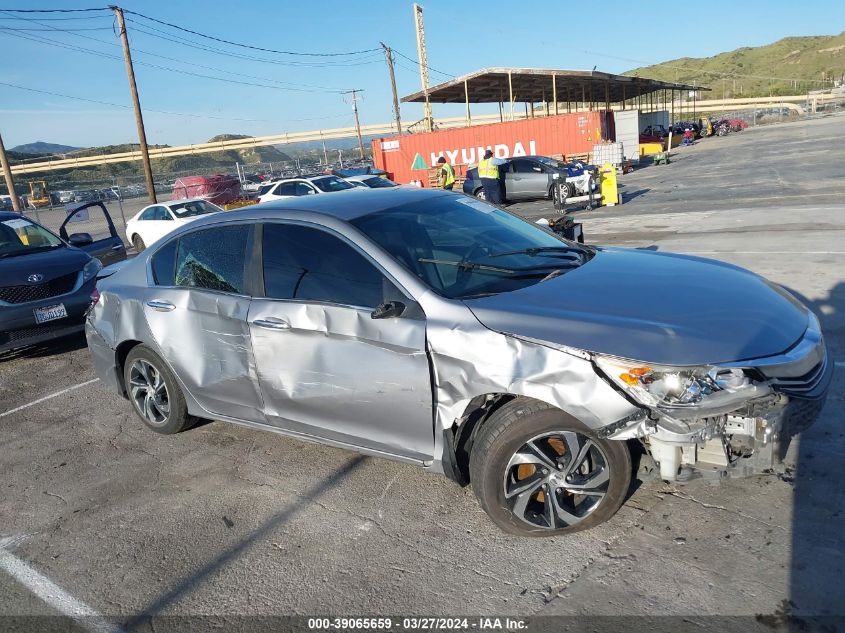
<box><xmin>224</xmin><ymin>187</ymin><xmax>453</xmax><ymax>222</ymax></box>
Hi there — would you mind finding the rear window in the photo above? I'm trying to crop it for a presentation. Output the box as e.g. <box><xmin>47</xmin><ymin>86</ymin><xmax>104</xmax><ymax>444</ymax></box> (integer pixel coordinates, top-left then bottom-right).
<box><xmin>174</xmin><ymin>225</ymin><xmax>250</xmax><ymax>294</ymax></box>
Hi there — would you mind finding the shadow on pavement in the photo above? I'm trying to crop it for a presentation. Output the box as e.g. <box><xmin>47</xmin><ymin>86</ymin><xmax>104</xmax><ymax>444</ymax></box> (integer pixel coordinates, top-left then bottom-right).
<box><xmin>123</xmin><ymin>455</ymin><xmax>368</xmax><ymax>632</ymax></box>
<box><xmin>781</xmin><ymin>283</ymin><xmax>845</xmax><ymax>622</ymax></box>
<box><xmin>0</xmin><ymin>332</ymin><xmax>87</xmax><ymax>362</ymax></box>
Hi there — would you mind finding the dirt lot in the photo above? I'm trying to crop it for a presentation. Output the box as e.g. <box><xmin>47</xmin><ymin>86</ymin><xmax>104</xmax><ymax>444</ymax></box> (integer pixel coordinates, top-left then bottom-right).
<box><xmin>1</xmin><ymin>115</ymin><xmax>844</xmax><ymax>631</ymax></box>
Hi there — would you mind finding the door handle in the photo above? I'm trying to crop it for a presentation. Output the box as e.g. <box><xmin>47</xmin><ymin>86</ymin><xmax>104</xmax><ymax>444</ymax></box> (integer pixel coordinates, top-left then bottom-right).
<box><xmin>252</xmin><ymin>318</ymin><xmax>291</xmax><ymax>330</ymax></box>
<box><xmin>146</xmin><ymin>299</ymin><xmax>175</xmax><ymax>312</ymax></box>
<box><xmin>111</xmin><ymin>244</ymin><xmax>124</xmax><ymax>251</ymax></box>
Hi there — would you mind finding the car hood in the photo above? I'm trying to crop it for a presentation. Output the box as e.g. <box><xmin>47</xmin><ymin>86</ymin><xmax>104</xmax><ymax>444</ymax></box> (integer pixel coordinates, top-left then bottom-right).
<box><xmin>0</xmin><ymin>246</ymin><xmax>89</xmax><ymax>286</ymax></box>
<box><xmin>463</xmin><ymin>248</ymin><xmax>809</xmax><ymax>366</ymax></box>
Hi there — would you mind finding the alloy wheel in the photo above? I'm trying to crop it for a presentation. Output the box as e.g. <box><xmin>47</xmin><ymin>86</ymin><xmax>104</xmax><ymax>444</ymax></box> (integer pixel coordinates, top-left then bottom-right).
<box><xmin>503</xmin><ymin>431</ymin><xmax>610</xmax><ymax>529</ymax></box>
<box><xmin>128</xmin><ymin>359</ymin><xmax>170</xmax><ymax>425</ymax></box>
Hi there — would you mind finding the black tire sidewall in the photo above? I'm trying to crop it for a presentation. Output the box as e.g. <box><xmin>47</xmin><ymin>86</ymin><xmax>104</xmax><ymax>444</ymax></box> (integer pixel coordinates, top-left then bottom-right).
<box><xmin>123</xmin><ymin>345</ymin><xmax>190</xmax><ymax>434</ymax></box>
<box><xmin>470</xmin><ymin>405</ymin><xmax>631</xmax><ymax>537</ymax></box>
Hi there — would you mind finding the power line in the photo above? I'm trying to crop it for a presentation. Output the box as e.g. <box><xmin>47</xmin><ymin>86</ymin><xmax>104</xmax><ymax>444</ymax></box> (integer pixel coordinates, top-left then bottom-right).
<box><xmin>391</xmin><ymin>47</ymin><xmax>454</xmax><ymax>78</ymax></box>
<box><xmin>0</xmin><ymin>25</ymin><xmax>113</xmax><ymax>31</ymax></box>
<box><xmin>0</xmin><ymin>79</ymin><xmax>275</xmax><ymax>122</ymax></box>
<box><xmin>0</xmin><ymin>14</ymin><xmax>112</xmax><ymax>20</ymax></box>
<box><xmin>0</xmin><ymin>7</ymin><xmax>109</xmax><ymax>12</ymax></box>
<box><xmin>0</xmin><ymin>29</ymin><xmax>354</xmax><ymax>93</ymax></box>
<box><xmin>125</xmin><ymin>19</ymin><xmax>384</xmax><ymax>68</ymax></box>
<box><xmin>123</xmin><ymin>8</ymin><xmax>381</xmax><ymax>57</ymax></box>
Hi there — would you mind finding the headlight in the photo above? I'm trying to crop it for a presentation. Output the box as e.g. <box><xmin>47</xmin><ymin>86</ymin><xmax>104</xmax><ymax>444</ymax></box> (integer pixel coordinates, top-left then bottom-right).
<box><xmin>594</xmin><ymin>355</ymin><xmax>750</xmax><ymax>408</ymax></box>
<box><xmin>81</xmin><ymin>257</ymin><xmax>103</xmax><ymax>283</ymax></box>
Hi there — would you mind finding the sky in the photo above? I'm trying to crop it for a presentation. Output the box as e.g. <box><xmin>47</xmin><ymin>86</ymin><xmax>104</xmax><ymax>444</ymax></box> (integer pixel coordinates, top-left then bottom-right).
<box><xmin>1</xmin><ymin>0</ymin><xmax>843</xmax><ymax>149</ymax></box>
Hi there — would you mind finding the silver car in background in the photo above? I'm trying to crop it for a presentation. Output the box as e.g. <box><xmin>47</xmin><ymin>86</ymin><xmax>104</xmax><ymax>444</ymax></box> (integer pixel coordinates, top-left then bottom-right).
<box><xmin>86</xmin><ymin>188</ymin><xmax>831</xmax><ymax>536</ymax></box>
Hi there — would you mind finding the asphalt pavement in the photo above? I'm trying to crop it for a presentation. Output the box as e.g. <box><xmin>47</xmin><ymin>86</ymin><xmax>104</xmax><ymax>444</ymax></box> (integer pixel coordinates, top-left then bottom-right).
<box><xmin>1</xmin><ymin>115</ymin><xmax>844</xmax><ymax>631</ymax></box>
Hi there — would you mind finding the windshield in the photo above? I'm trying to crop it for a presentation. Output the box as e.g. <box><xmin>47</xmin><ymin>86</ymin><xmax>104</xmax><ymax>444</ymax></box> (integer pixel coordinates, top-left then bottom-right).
<box><xmin>169</xmin><ymin>200</ymin><xmax>221</xmax><ymax>218</ymax></box>
<box><xmin>312</xmin><ymin>176</ymin><xmax>355</xmax><ymax>192</ymax></box>
<box><xmin>363</xmin><ymin>177</ymin><xmax>397</xmax><ymax>188</ymax></box>
<box><xmin>0</xmin><ymin>217</ymin><xmax>63</xmax><ymax>258</ymax></box>
<box><xmin>534</xmin><ymin>156</ymin><xmax>564</xmax><ymax>169</ymax></box>
<box><xmin>351</xmin><ymin>196</ymin><xmax>590</xmax><ymax>299</ymax></box>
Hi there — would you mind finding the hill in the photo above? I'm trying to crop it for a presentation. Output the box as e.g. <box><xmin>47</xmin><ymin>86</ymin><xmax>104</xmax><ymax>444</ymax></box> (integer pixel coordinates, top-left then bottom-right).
<box><xmin>10</xmin><ymin>141</ymin><xmax>81</xmax><ymax>155</ymax></box>
<box><xmin>626</xmin><ymin>32</ymin><xmax>845</xmax><ymax>97</ymax></box>
<box><xmin>9</xmin><ymin>135</ymin><xmax>292</xmax><ymax>187</ymax></box>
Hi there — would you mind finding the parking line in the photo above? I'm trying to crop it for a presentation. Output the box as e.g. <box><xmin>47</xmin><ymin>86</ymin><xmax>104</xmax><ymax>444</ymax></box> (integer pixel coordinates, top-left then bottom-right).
<box><xmin>0</xmin><ymin>537</ymin><xmax>124</xmax><ymax>633</ymax></box>
<box><xmin>0</xmin><ymin>378</ymin><xmax>99</xmax><ymax>419</ymax></box>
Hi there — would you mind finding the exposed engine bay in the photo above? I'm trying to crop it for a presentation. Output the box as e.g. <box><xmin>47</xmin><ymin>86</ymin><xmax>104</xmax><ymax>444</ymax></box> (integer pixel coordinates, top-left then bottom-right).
<box><xmin>596</xmin><ymin>362</ymin><xmax>827</xmax><ymax>483</ymax></box>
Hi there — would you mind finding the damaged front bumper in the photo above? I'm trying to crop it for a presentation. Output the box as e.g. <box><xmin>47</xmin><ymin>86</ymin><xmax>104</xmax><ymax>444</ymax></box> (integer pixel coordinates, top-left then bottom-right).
<box><xmin>598</xmin><ymin>317</ymin><xmax>833</xmax><ymax>482</ymax></box>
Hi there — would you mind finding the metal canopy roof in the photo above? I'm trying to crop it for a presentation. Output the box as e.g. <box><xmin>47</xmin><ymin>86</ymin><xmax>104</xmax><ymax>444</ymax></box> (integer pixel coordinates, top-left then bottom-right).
<box><xmin>401</xmin><ymin>68</ymin><xmax>709</xmax><ymax>104</ymax></box>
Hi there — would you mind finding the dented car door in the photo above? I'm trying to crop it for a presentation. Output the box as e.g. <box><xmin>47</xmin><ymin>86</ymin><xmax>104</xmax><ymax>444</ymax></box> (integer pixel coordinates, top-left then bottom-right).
<box><xmin>143</xmin><ymin>223</ymin><xmax>265</xmax><ymax>422</ymax></box>
<box><xmin>247</xmin><ymin>222</ymin><xmax>433</xmax><ymax>462</ymax></box>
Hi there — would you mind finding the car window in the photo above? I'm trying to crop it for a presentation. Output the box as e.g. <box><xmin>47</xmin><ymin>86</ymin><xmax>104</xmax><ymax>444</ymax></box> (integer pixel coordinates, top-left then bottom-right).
<box><xmin>150</xmin><ymin>239</ymin><xmax>178</xmax><ymax>285</ymax></box>
<box><xmin>258</xmin><ymin>183</ymin><xmax>275</xmax><ymax>196</ymax></box>
<box><xmin>352</xmin><ymin>196</ymin><xmax>589</xmax><ymax>300</ymax></box>
<box><xmin>169</xmin><ymin>200</ymin><xmax>221</xmax><ymax>218</ymax></box>
<box><xmin>153</xmin><ymin>206</ymin><xmax>173</xmax><ymax>221</ymax></box>
<box><xmin>363</xmin><ymin>177</ymin><xmax>397</xmax><ymax>188</ymax></box>
<box><xmin>138</xmin><ymin>206</ymin><xmax>157</xmax><ymax>221</ymax></box>
<box><xmin>173</xmin><ymin>225</ymin><xmax>251</xmax><ymax>294</ymax></box>
<box><xmin>0</xmin><ymin>217</ymin><xmax>63</xmax><ymax>257</ymax></box>
<box><xmin>294</xmin><ymin>182</ymin><xmax>316</xmax><ymax>196</ymax></box>
<box><xmin>511</xmin><ymin>159</ymin><xmax>540</xmax><ymax>174</ymax></box>
<box><xmin>311</xmin><ymin>176</ymin><xmax>355</xmax><ymax>192</ymax></box>
<box><xmin>262</xmin><ymin>223</ymin><xmax>391</xmax><ymax>308</ymax></box>
<box><xmin>61</xmin><ymin>203</ymin><xmax>116</xmax><ymax>242</ymax></box>
<box><xmin>276</xmin><ymin>182</ymin><xmax>297</xmax><ymax>196</ymax></box>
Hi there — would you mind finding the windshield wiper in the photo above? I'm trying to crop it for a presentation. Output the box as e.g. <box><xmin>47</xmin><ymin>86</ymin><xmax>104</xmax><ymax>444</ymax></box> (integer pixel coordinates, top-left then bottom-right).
<box><xmin>487</xmin><ymin>246</ymin><xmax>584</xmax><ymax>259</ymax></box>
<box><xmin>418</xmin><ymin>258</ymin><xmax>516</xmax><ymax>274</ymax></box>
<box><xmin>419</xmin><ymin>257</ymin><xmax>583</xmax><ymax>276</ymax></box>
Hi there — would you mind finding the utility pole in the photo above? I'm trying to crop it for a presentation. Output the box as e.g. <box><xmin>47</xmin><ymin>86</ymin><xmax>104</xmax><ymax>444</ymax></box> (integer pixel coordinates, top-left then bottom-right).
<box><xmin>343</xmin><ymin>89</ymin><xmax>365</xmax><ymax>160</ymax></box>
<box><xmin>111</xmin><ymin>5</ymin><xmax>157</xmax><ymax>203</ymax></box>
<box><xmin>380</xmin><ymin>42</ymin><xmax>402</xmax><ymax>135</ymax></box>
<box><xmin>0</xmin><ymin>131</ymin><xmax>21</xmax><ymax>212</ymax></box>
<box><xmin>413</xmin><ymin>3</ymin><xmax>433</xmax><ymax>132</ymax></box>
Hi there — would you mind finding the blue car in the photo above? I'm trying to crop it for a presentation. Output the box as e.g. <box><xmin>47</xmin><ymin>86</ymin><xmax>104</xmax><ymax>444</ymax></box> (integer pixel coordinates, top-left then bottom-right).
<box><xmin>0</xmin><ymin>202</ymin><xmax>127</xmax><ymax>353</ymax></box>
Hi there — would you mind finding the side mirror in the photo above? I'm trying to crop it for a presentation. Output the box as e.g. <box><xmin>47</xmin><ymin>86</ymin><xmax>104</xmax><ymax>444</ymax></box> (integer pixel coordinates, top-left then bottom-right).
<box><xmin>68</xmin><ymin>233</ymin><xmax>93</xmax><ymax>247</ymax></box>
<box><xmin>371</xmin><ymin>301</ymin><xmax>406</xmax><ymax>319</ymax></box>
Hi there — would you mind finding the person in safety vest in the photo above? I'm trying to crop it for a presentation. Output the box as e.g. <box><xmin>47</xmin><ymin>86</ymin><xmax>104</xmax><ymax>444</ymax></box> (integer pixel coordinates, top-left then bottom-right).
<box><xmin>436</xmin><ymin>156</ymin><xmax>455</xmax><ymax>191</ymax></box>
<box><xmin>477</xmin><ymin>149</ymin><xmax>504</xmax><ymax>204</ymax></box>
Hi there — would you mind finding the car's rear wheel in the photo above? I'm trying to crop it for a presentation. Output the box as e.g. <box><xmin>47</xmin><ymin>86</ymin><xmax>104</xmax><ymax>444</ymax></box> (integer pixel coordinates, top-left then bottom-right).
<box><xmin>474</xmin><ymin>188</ymin><xmax>487</xmax><ymax>200</ymax></box>
<box><xmin>132</xmin><ymin>234</ymin><xmax>146</xmax><ymax>252</ymax></box>
<box><xmin>123</xmin><ymin>345</ymin><xmax>194</xmax><ymax>434</ymax></box>
<box><xmin>469</xmin><ymin>398</ymin><xmax>631</xmax><ymax>536</ymax></box>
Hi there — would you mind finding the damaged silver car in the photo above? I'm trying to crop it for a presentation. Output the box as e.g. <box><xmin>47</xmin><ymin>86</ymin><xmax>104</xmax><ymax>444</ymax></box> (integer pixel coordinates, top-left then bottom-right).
<box><xmin>86</xmin><ymin>188</ymin><xmax>832</xmax><ymax>536</ymax></box>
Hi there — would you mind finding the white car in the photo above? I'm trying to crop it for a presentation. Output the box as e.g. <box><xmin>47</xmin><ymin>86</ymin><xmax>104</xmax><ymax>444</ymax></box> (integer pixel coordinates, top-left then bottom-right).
<box><xmin>256</xmin><ymin>175</ymin><xmax>356</xmax><ymax>204</ymax></box>
<box><xmin>126</xmin><ymin>198</ymin><xmax>222</xmax><ymax>251</ymax></box>
<box><xmin>345</xmin><ymin>174</ymin><xmax>399</xmax><ymax>189</ymax></box>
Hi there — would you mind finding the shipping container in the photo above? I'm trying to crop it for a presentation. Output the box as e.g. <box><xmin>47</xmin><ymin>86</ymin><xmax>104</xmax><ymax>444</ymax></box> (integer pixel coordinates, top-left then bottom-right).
<box><xmin>372</xmin><ymin>111</ymin><xmax>609</xmax><ymax>185</ymax></box>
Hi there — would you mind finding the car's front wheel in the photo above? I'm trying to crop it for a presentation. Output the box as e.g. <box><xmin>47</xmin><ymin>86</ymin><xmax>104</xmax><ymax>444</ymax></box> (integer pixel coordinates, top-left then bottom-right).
<box><xmin>123</xmin><ymin>345</ymin><xmax>194</xmax><ymax>434</ymax></box>
<box><xmin>474</xmin><ymin>188</ymin><xmax>487</xmax><ymax>200</ymax></box>
<box><xmin>469</xmin><ymin>398</ymin><xmax>631</xmax><ymax>536</ymax></box>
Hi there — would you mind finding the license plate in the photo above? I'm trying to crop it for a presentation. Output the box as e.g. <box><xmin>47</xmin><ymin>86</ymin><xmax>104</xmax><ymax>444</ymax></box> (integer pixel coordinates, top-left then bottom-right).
<box><xmin>34</xmin><ymin>303</ymin><xmax>68</xmax><ymax>324</ymax></box>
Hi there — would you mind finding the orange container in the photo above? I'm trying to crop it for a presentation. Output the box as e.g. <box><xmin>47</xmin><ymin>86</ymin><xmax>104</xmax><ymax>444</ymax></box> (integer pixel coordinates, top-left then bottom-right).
<box><xmin>372</xmin><ymin>111</ymin><xmax>609</xmax><ymax>185</ymax></box>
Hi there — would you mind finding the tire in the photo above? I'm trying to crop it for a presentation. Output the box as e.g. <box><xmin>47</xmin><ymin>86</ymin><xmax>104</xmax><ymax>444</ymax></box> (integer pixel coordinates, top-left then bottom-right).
<box><xmin>123</xmin><ymin>344</ymin><xmax>194</xmax><ymax>434</ymax></box>
<box><xmin>474</xmin><ymin>188</ymin><xmax>487</xmax><ymax>200</ymax></box>
<box><xmin>132</xmin><ymin>234</ymin><xmax>146</xmax><ymax>252</ymax></box>
<box><xmin>551</xmin><ymin>182</ymin><xmax>575</xmax><ymax>202</ymax></box>
<box><xmin>469</xmin><ymin>398</ymin><xmax>631</xmax><ymax>537</ymax></box>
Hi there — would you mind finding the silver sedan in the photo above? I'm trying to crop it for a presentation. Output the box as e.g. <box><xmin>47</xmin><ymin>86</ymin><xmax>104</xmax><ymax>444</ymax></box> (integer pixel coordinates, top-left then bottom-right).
<box><xmin>86</xmin><ymin>188</ymin><xmax>831</xmax><ymax>536</ymax></box>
